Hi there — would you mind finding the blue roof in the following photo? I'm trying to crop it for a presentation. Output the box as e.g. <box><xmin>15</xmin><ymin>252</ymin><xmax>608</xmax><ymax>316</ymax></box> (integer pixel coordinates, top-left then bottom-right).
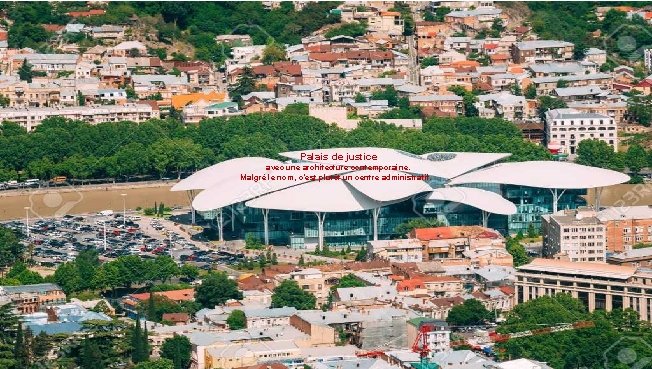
<box><xmin>26</xmin><ymin>322</ymin><xmax>82</xmax><ymax>335</ymax></box>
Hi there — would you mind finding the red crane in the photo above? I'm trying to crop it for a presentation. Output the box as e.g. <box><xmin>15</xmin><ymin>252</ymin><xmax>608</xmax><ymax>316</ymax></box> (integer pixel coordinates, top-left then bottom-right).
<box><xmin>411</xmin><ymin>323</ymin><xmax>434</xmax><ymax>369</ymax></box>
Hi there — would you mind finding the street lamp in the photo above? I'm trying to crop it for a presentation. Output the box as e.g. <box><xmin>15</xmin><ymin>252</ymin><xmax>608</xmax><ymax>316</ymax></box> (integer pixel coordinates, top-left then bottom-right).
<box><xmin>121</xmin><ymin>193</ymin><xmax>127</xmax><ymax>227</ymax></box>
<box><xmin>103</xmin><ymin>219</ymin><xmax>107</xmax><ymax>251</ymax></box>
<box><xmin>24</xmin><ymin>206</ymin><xmax>30</xmax><ymax>238</ymax></box>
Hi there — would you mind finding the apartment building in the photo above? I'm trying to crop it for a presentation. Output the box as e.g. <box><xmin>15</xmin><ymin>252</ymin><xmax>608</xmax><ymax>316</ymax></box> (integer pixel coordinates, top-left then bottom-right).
<box><xmin>598</xmin><ymin>206</ymin><xmax>652</xmax><ymax>252</ymax></box>
<box><xmin>367</xmin><ymin>11</ymin><xmax>404</xmax><ymax>35</ymax></box>
<box><xmin>415</xmin><ymin>22</ymin><xmax>451</xmax><ymax>53</ymax></box>
<box><xmin>89</xmin><ymin>25</ymin><xmax>125</xmax><ymax>42</ymax></box>
<box><xmin>530</xmin><ymin>73</ymin><xmax>613</xmax><ymax>95</ymax></box>
<box><xmin>444</xmin><ymin>7</ymin><xmax>503</xmax><ymax>30</ymax></box>
<box><xmin>541</xmin><ymin>208</ymin><xmax>606</xmax><ymax>262</ymax></box>
<box><xmin>476</xmin><ymin>91</ymin><xmax>528</xmax><ymax>121</ymax></box>
<box><xmin>0</xmin><ymin>283</ymin><xmax>66</xmax><ymax>314</ymax></box>
<box><xmin>9</xmin><ymin>53</ymin><xmax>79</xmax><ymax>76</ymax></box>
<box><xmin>288</xmin><ymin>268</ymin><xmax>328</xmax><ymax>303</ymax></box>
<box><xmin>131</xmin><ymin>74</ymin><xmax>190</xmax><ymax>100</ymax></box>
<box><xmin>0</xmin><ymin>103</ymin><xmax>160</xmax><ymax>131</ymax></box>
<box><xmin>407</xmin><ymin>318</ymin><xmax>451</xmax><ymax>355</ymax></box>
<box><xmin>182</xmin><ymin>101</ymin><xmax>241</xmax><ymax>124</ymax></box>
<box><xmin>515</xmin><ymin>258</ymin><xmax>652</xmax><ymax>321</ymax></box>
<box><xmin>607</xmin><ymin>248</ymin><xmax>652</xmax><ymax>268</ymax></box>
<box><xmin>545</xmin><ymin>108</ymin><xmax>617</xmax><ymax>155</ymax></box>
<box><xmin>367</xmin><ymin>239</ymin><xmax>424</xmax><ymax>263</ymax></box>
<box><xmin>408</xmin><ymin>94</ymin><xmax>464</xmax><ymax>116</ymax></box>
<box><xmin>510</xmin><ymin>40</ymin><xmax>574</xmax><ymax>64</ymax></box>
<box><xmin>410</xmin><ymin>226</ymin><xmax>505</xmax><ymax>261</ymax></box>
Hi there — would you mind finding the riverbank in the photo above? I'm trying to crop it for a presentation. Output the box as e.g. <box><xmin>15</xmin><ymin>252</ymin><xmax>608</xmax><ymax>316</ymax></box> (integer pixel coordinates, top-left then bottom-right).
<box><xmin>0</xmin><ymin>181</ymin><xmax>188</xmax><ymax>220</ymax></box>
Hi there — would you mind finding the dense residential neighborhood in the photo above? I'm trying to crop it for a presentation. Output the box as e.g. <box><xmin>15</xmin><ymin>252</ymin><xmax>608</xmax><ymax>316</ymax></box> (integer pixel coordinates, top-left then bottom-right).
<box><xmin>3</xmin><ymin>2</ymin><xmax>652</xmax><ymax>369</ymax></box>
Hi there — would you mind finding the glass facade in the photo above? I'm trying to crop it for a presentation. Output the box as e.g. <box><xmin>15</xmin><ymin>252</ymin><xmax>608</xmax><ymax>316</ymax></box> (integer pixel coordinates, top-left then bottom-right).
<box><xmin>201</xmin><ymin>184</ymin><xmax>588</xmax><ymax>247</ymax></box>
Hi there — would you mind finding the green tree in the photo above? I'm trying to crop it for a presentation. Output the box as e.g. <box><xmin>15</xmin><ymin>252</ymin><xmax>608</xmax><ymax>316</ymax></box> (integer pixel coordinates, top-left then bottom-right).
<box><xmin>325</xmin><ymin>22</ymin><xmax>367</xmax><ymax>38</ymax></box>
<box><xmin>271</xmin><ymin>279</ymin><xmax>316</xmax><ymax>310</ymax></box>
<box><xmin>0</xmin><ymin>94</ymin><xmax>10</xmax><ymax>108</ymax></box>
<box><xmin>335</xmin><ymin>274</ymin><xmax>366</xmax><ymax>289</ymax></box>
<box><xmin>420</xmin><ymin>56</ymin><xmax>438</xmax><ymax>68</ymax></box>
<box><xmin>556</xmin><ymin>79</ymin><xmax>569</xmax><ymax>88</ymax></box>
<box><xmin>180</xmin><ymin>264</ymin><xmax>199</xmax><ymax>281</ymax></box>
<box><xmin>576</xmin><ymin>139</ymin><xmax>618</xmax><ymax>170</ymax></box>
<box><xmin>506</xmin><ymin>237</ymin><xmax>529</xmax><ymax>267</ymax></box>
<box><xmin>627</xmin><ymin>144</ymin><xmax>647</xmax><ymax>174</ymax></box>
<box><xmin>0</xmin><ymin>226</ymin><xmax>23</xmax><ymax>271</ymax></box>
<box><xmin>79</xmin><ymin>339</ymin><xmax>102</xmax><ymax>369</ymax></box>
<box><xmin>354</xmin><ymin>93</ymin><xmax>366</xmax><ymax>103</ymax></box>
<box><xmin>195</xmin><ymin>272</ymin><xmax>243</xmax><ymax>308</ymax></box>
<box><xmin>18</xmin><ymin>59</ymin><xmax>33</xmax><ymax>83</ymax></box>
<box><xmin>77</xmin><ymin>91</ymin><xmax>85</xmax><ymax>106</ymax></box>
<box><xmin>228</xmin><ymin>66</ymin><xmax>257</xmax><ymax>105</ymax></box>
<box><xmin>227</xmin><ymin>309</ymin><xmax>246</xmax><ymax>330</ymax></box>
<box><xmin>283</xmin><ymin>103</ymin><xmax>309</xmax><ymax>115</ymax></box>
<box><xmin>526</xmin><ymin>223</ymin><xmax>538</xmax><ymax>238</ymax></box>
<box><xmin>446</xmin><ymin>299</ymin><xmax>492</xmax><ymax>325</ymax></box>
<box><xmin>262</xmin><ymin>42</ymin><xmax>287</xmax><ymax>65</ymax></box>
<box><xmin>524</xmin><ymin>84</ymin><xmax>537</xmax><ymax>99</ymax></box>
<box><xmin>131</xmin><ymin>317</ymin><xmax>146</xmax><ymax>363</ymax></box>
<box><xmin>160</xmin><ymin>335</ymin><xmax>192</xmax><ymax>369</ymax></box>
<box><xmin>134</xmin><ymin>358</ymin><xmax>175</xmax><ymax>369</ymax></box>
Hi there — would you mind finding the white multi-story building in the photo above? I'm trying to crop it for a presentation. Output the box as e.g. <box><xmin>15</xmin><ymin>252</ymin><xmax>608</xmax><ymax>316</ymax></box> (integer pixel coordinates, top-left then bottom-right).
<box><xmin>542</xmin><ymin>208</ymin><xmax>606</xmax><ymax>262</ymax></box>
<box><xmin>0</xmin><ymin>103</ymin><xmax>159</xmax><ymax>131</ymax></box>
<box><xmin>407</xmin><ymin>319</ymin><xmax>451</xmax><ymax>355</ymax></box>
<box><xmin>545</xmin><ymin>108</ymin><xmax>617</xmax><ymax>155</ymax></box>
<box><xmin>367</xmin><ymin>239</ymin><xmax>424</xmax><ymax>263</ymax></box>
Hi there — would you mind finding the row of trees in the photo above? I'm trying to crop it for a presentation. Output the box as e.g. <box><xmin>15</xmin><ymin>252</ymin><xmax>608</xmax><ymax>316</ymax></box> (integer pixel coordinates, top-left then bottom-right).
<box><xmin>577</xmin><ymin>140</ymin><xmax>652</xmax><ymax>178</ymax></box>
<box><xmin>0</xmin><ymin>111</ymin><xmax>551</xmax><ymax>182</ymax></box>
<box><xmin>52</xmin><ymin>250</ymin><xmax>198</xmax><ymax>295</ymax></box>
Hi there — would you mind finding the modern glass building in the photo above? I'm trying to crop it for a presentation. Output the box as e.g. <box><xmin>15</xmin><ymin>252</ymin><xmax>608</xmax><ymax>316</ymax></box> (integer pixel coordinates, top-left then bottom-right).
<box><xmin>176</xmin><ymin>148</ymin><xmax>629</xmax><ymax>249</ymax></box>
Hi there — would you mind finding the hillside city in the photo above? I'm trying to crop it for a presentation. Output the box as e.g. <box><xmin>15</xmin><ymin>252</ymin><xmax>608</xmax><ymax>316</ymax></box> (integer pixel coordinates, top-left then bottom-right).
<box><xmin>3</xmin><ymin>1</ymin><xmax>652</xmax><ymax>369</ymax></box>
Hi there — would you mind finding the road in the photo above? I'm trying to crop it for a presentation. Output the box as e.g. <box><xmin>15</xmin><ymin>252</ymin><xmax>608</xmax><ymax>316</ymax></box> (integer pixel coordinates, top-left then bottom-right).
<box><xmin>407</xmin><ymin>34</ymin><xmax>419</xmax><ymax>84</ymax></box>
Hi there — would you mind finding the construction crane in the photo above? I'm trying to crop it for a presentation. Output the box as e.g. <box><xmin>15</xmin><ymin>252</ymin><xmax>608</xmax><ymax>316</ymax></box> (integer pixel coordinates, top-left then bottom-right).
<box><xmin>411</xmin><ymin>322</ymin><xmax>435</xmax><ymax>369</ymax></box>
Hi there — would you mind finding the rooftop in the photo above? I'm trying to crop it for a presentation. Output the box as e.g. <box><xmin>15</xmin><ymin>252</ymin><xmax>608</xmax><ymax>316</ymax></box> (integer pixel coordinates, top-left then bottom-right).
<box><xmin>518</xmin><ymin>258</ymin><xmax>636</xmax><ymax>280</ymax></box>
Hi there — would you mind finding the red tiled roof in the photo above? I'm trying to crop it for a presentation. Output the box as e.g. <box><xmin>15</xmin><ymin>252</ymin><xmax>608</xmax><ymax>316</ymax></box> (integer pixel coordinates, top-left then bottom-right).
<box><xmin>129</xmin><ymin>289</ymin><xmax>194</xmax><ymax>302</ymax></box>
<box><xmin>635</xmin><ymin>80</ymin><xmax>652</xmax><ymax>88</ymax></box>
<box><xmin>162</xmin><ymin>312</ymin><xmax>190</xmax><ymax>323</ymax></box>
<box><xmin>483</xmin><ymin>43</ymin><xmax>498</xmax><ymax>50</ymax></box>
<box><xmin>490</xmin><ymin>53</ymin><xmax>510</xmax><ymax>61</ymax></box>
<box><xmin>397</xmin><ymin>278</ymin><xmax>425</xmax><ymax>291</ymax></box>
<box><xmin>67</xmin><ymin>9</ymin><xmax>106</xmax><ymax>17</ymax></box>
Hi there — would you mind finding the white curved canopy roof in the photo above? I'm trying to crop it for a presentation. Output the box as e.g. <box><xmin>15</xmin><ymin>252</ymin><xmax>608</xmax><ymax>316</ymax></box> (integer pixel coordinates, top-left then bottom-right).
<box><xmin>246</xmin><ymin>180</ymin><xmax>382</xmax><ymax>212</ymax></box>
<box><xmin>449</xmin><ymin>161</ymin><xmax>630</xmax><ymax>189</ymax></box>
<box><xmin>192</xmin><ymin>164</ymin><xmax>352</xmax><ymax>211</ymax></box>
<box><xmin>280</xmin><ymin>148</ymin><xmax>511</xmax><ymax>179</ymax></box>
<box><xmin>427</xmin><ymin>187</ymin><xmax>517</xmax><ymax>215</ymax></box>
<box><xmin>346</xmin><ymin>170</ymin><xmax>433</xmax><ymax>202</ymax></box>
<box><xmin>171</xmin><ymin>157</ymin><xmax>281</xmax><ymax>191</ymax></box>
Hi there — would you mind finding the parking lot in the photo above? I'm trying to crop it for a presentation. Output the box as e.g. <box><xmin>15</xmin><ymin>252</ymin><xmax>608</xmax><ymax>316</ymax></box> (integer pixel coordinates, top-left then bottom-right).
<box><xmin>2</xmin><ymin>211</ymin><xmax>246</xmax><ymax>271</ymax></box>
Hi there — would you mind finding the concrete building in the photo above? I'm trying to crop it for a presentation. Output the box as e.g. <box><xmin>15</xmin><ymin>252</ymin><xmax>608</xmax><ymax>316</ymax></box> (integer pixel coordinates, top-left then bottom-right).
<box><xmin>0</xmin><ymin>283</ymin><xmax>66</xmax><ymax>314</ymax></box>
<box><xmin>10</xmin><ymin>53</ymin><xmax>79</xmax><ymax>76</ymax></box>
<box><xmin>408</xmin><ymin>94</ymin><xmax>464</xmax><ymax>116</ymax></box>
<box><xmin>515</xmin><ymin>258</ymin><xmax>652</xmax><ymax>321</ymax></box>
<box><xmin>541</xmin><ymin>208</ymin><xmax>606</xmax><ymax>262</ymax></box>
<box><xmin>598</xmin><ymin>206</ymin><xmax>652</xmax><ymax>252</ymax></box>
<box><xmin>510</xmin><ymin>40</ymin><xmax>574</xmax><ymax>64</ymax></box>
<box><xmin>476</xmin><ymin>92</ymin><xmax>528</xmax><ymax>121</ymax></box>
<box><xmin>406</xmin><ymin>318</ymin><xmax>450</xmax><ymax>355</ymax></box>
<box><xmin>368</xmin><ymin>239</ymin><xmax>424</xmax><ymax>263</ymax></box>
<box><xmin>0</xmin><ymin>104</ymin><xmax>160</xmax><ymax>131</ymax></box>
<box><xmin>545</xmin><ymin>108</ymin><xmax>617</xmax><ymax>155</ymax></box>
<box><xmin>607</xmin><ymin>248</ymin><xmax>652</xmax><ymax>268</ymax></box>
